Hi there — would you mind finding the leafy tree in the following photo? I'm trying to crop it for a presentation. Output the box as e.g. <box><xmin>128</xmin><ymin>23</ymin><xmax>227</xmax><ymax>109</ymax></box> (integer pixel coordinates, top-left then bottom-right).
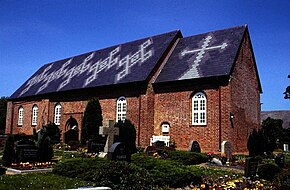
<box><xmin>115</xmin><ymin>119</ymin><xmax>137</xmax><ymax>154</ymax></box>
<box><xmin>283</xmin><ymin>74</ymin><xmax>290</xmax><ymax>99</ymax></box>
<box><xmin>81</xmin><ymin>97</ymin><xmax>103</xmax><ymax>145</ymax></box>
<box><xmin>0</xmin><ymin>96</ymin><xmax>8</xmax><ymax>134</ymax></box>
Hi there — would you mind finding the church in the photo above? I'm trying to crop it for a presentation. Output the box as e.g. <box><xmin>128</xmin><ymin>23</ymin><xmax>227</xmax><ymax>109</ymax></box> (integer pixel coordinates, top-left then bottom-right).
<box><xmin>5</xmin><ymin>25</ymin><xmax>262</xmax><ymax>153</ymax></box>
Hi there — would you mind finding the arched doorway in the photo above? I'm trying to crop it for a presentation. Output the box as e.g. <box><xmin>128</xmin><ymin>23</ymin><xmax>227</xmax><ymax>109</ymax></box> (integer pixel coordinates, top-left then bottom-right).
<box><xmin>64</xmin><ymin>116</ymin><xmax>79</xmax><ymax>144</ymax></box>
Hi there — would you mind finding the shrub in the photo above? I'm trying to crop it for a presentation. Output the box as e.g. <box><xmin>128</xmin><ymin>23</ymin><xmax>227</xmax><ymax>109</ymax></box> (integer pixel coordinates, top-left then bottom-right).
<box><xmin>37</xmin><ymin>129</ymin><xmax>53</xmax><ymax>162</ymax></box>
<box><xmin>81</xmin><ymin>97</ymin><xmax>103</xmax><ymax>145</ymax></box>
<box><xmin>67</xmin><ymin>140</ymin><xmax>80</xmax><ymax>151</ymax></box>
<box><xmin>53</xmin><ymin>157</ymin><xmax>153</xmax><ymax>190</ymax></box>
<box><xmin>274</xmin><ymin>169</ymin><xmax>290</xmax><ymax>190</ymax></box>
<box><xmin>2</xmin><ymin>135</ymin><xmax>16</xmax><ymax>166</ymax></box>
<box><xmin>115</xmin><ymin>119</ymin><xmax>137</xmax><ymax>154</ymax></box>
<box><xmin>131</xmin><ymin>153</ymin><xmax>202</xmax><ymax>187</ymax></box>
<box><xmin>44</xmin><ymin>122</ymin><xmax>61</xmax><ymax>144</ymax></box>
<box><xmin>257</xmin><ymin>163</ymin><xmax>281</xmax><ymax>181</ymax></box>
<box><xmin>166</xmin><ymin>150</ymin><xmax>208</xmax><ymax>165</ymax></box>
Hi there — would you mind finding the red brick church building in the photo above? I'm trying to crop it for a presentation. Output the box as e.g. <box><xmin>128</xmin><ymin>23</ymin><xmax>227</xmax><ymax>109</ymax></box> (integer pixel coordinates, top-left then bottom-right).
<box><xmin>6</xmin><ymin>25</ymin><xmax>262</xmax><ymax>153</ymax></box>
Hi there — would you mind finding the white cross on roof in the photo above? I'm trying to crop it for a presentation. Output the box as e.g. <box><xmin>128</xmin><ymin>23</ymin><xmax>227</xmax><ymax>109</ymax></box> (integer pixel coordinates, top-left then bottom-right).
<box><xmin>179</xmin><ymin>35</ymin><xmax>228</xmax><ymax>80</ymax></box>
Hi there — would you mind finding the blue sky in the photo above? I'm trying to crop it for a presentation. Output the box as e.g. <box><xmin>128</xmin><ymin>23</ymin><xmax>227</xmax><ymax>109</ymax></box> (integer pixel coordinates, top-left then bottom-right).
<box><xmin>0</xmin><ymin>0</ymin><xmax>289</xmax><ymax>111</ymax></box>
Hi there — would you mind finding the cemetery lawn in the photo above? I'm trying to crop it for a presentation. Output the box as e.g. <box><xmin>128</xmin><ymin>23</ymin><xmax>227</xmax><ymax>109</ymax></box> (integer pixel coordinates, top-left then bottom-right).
<box><xmin>0</xmin><ymin>173</ymin><xmax>93</xmax><ymax>190</ymax></box>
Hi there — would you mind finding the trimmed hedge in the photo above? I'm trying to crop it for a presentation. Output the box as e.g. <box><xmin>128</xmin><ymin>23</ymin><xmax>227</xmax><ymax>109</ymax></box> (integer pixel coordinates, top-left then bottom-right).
<box><xmin>53</xmin><ymin>157</ymin><xmax>153</xmax><ymax>190</ymax></box>
<box><xmin>257</xmin><ymin>163</ymin><xmax>281</xmax><ymax>181</ymax></box>
<box><xmin>131</xmin><ymin>153</ymin><xmax>202</xmax><ymax>187</ymax></box>
<box><xmin>166</xmin><ymin>150</ymin><xmax>208</xmax><ymax>165</ymax></box>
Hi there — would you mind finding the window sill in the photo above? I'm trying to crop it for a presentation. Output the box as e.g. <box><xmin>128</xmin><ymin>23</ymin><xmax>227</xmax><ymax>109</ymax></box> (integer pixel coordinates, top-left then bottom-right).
<box><xmin>189</xmin><ymin>124</ymin><xmax>207</xmax><ymax>127</ymax></box>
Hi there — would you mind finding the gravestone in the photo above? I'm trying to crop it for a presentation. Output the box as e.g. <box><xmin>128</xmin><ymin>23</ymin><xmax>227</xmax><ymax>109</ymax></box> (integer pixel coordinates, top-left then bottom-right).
<box><xmin>221</xmin><ymin>141</ymin><xmax>232</xmax><ymax>159</ymax></box>
<box><xmin>99</xmin><ymin>120</ymin><xmax>119</xmax><ymax>157</ymax></box>
<box><xmin>87</xmin><ymin>139</ymin><xmax>104</xmax><ymax>153</ymax></box>
<box><xmin>244</xmin><ymin>157</ymin><xmax>258</xmax><ymax>177</ymax></box>
<box><xmin>16</xmin><ymin>139</ymin><xmax>39</xmax><ymax>163</ymax></box>
<box><xmin>153</xmin><ymin>140</ymin><xmax>166</xmax><ymax>148</ymax></box>
<box><xmin>188</xmin><ymin>140</ymin><xmax>201</xmax><ymax>153</ymax></box>
<box><xmin>108</xmin><ymin>142</ymin><xmax>131</xmax><ymax>162</ymax></box>
<box><xmin>144</xmin><ymin>146</ymin><xmax>157</xmax><ymax>156</ymax></box>
<box><xmin>275</xmin><ymin>153</ymin><xmax>285</xmax><ymax>168</ymax></box>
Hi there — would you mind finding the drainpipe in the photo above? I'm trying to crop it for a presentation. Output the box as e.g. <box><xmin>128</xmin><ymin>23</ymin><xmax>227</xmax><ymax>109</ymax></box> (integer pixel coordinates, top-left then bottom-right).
<box><xmin>137</xmin><ymin>95</ymin><xmax>141</xmax><ymax>146</ymax></box>
<box><xmin>9</xmin><ymin>102</ymin><xmax>14</xmax><ymax>134</ymax></box>
<box><xmin>218</xmin><ymin>86</ymin><xmax>222</xmax><ymax>151</ymax></box>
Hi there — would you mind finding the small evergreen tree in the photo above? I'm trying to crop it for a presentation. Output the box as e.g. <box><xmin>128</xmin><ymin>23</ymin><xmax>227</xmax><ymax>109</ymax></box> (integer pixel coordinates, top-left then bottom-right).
<box><xmin>115</xmin><ymin>119</ymin><xmax>137</xmax><ymax>154</ymax></box>
<box><xmin>2</xmin><ymin>135</ymin><xmax>16</xmax><ymax>166</ymax></box>
<box><xmin>262</xmin><ymin>117</ymin><xmax>284</xmax><ymax>150</ymax></box>
<box><xmin>247</xmin><ymin>128</ymin><xmax>266</xmax><ymax>157</ymax></box>
<box><xmin>37</xmin><ymin>128</ymin><xmax>53</xmax><ymax>161</ymax></box>
<box><xmin>81</xmin><ymin>97</ymin><xmax>103</xmax><ymax>145</ymax></box>
<box><xmin>0</xmin><ymin>96</ymin><xmax>8</xmax><ymax>134</ymax></box>
<box><xmin>44</xmin><ymin>122</ymin><xmax>61</xmax><ymax>144</ymax></box>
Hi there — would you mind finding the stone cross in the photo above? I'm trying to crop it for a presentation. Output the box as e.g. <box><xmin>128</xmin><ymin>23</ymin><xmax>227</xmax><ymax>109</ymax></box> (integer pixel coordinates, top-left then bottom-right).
<box><xmin>99</xmin><ymin>120</ymin><xmax>119</xmax><ymax>153</ymax></box>
<box><xmin>179</xmin><ymin>35</ymin><xmax>228</xmax><ymax>80</ymax></box>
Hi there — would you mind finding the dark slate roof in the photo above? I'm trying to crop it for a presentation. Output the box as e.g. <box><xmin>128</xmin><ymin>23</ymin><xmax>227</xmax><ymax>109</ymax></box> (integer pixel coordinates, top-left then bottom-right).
<box><xmin>11</xmin><ymin>30</ymin><xmax>180</xmax><ymax>99</ymax></box>
<box><xmin>261</xmin><ymin>110</ymin><xmax>290</xmax><ymax>129</ymax></box>
<box><xmin>154</xmin><ymin>25</ymin><xmax>246</xmax><ymax>83</ymax></box>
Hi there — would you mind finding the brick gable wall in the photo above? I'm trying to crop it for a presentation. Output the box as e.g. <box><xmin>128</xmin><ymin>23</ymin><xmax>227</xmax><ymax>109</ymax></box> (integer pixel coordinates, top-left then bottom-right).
<box><xmin>229</xmin><ymin>32</ymin><xmax>261</xmax><ymax>153</ymax></box>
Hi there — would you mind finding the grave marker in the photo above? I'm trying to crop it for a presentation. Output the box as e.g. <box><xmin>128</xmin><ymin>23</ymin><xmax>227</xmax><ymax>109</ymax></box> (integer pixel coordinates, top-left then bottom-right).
<box><xmin>16</xmin><ymin>139</ymin><xmax>39</xmax><ymax>163</ymax></box>
<box><xmin>244</xmin><ymin>157</ymin><xmax>258</xmax><ymax>177</ymax></box>
<box><xmin>99</xmin><ymin>120</ymin><xmax>119</xmax><ymax>153</ymax></box>
<box><xmin>108</xmin><ymin>142</ymin><xmax>131</xmax><ymax>162</ymax></box>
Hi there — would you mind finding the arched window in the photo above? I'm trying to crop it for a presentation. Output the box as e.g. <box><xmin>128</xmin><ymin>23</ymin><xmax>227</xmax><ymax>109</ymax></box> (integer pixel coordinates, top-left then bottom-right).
<box><xmin>54</xmin><ymin>103</ymin><xmax>61</xmax><ymax>125</ymax></box>
<box><xmin>116</xmin><ymin>97</ymin><xmax>126</xmax><ymax>122</ymax></box>
<box><xmin>18</xmin><ymin>107</ymin><xmax>24</xmax><ymax>126</ymax></box>
<box><xmin>32</xmin><ymin>105</ymin><xmax>38</xmax><ymax>126</ymax></box>
<box><xmin>192</xmin><ymin>92</ymin><xmax>207</xmax><ymax>125</ymax></box>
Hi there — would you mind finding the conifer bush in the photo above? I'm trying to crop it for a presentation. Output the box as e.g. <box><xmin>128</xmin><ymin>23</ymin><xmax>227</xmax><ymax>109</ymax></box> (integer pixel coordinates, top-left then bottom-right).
<box><xmin>115</xmin><ymin>119</ymin><xmax>137</xmax><ymax>154</ymax></box>
<box><xmin>53</xmin><ymin>157</ymin><xmax>153</xmax><ymax>190</ymax></box>
<box><xmin>81</xmin><ymin>97</ymin><xmax>103</xmax><ymax>145</ymax></box>
<box><xmin>257</xmin><ymin>163</ymin><xmax>281</xmax><ymax>181</ymax></box>
<box><xmin>2</xmin><ymin>135</ymin><xmax>16</xmax><ymax>166</ymax></box>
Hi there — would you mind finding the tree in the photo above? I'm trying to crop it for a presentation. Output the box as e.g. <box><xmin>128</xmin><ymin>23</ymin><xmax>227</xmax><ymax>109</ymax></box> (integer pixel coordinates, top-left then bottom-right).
<box><xmin>283</xmin><ymin>75</ymin><xmax>290</xmax><ymax>99</ymax></box>
<box><xmin>2</xmin><ymin>135</ymin><xmax>16</xmax><ymax>166</ymax></box>
<box><xmin>115</xmin><ymin>119</ymin><xmax>137</xmax><ymax>154</ymax></box>
<box><xmin>37</xmin><ymin>128</ymin><xmax>53</xmax><ymax>161</ymax></box>
<box><xmin>81</xmin><ymin>97</ymin><xmax>103</xmax><ymax>145</ymax></box>
<box><xmin>0</xmin><ymin>96</ymin><xmax>8</xmax><ymax>134</ymax></box>
<box><xmin>262</xmin><ymin>117</ymin><xmax>284</xmax><ymax>150</ymax></box>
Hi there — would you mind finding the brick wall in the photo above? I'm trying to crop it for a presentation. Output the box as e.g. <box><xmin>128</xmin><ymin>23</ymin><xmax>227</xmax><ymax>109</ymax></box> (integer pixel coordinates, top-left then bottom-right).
<box><xmin>229</xmin><ymin>32</ymin><xmax>261</xmax><ymax>153</ymax></box>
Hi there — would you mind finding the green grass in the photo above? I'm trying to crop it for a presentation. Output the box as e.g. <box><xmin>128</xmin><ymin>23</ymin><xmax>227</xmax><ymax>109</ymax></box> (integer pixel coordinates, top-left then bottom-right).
<box><xmin>0</xmin><ymin>173</ymin><xmax>93</xmax><ymax>190</ymax></box>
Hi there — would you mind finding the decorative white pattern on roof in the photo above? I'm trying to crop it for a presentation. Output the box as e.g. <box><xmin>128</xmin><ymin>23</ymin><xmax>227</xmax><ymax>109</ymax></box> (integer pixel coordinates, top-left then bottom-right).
<box><xmin>19</xmin><ymin>39</ymin><xmax>153</xmax><ymax>96</ymax></box>
<box><xmin>179</xmin><ymin>34</ymin><xmax>228</xmax><ymax>80</ymax></box>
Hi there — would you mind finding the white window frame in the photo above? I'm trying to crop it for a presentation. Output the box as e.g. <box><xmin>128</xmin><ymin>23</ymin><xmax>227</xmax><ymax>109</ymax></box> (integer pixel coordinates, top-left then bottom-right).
<box><xmin>116</xmin><ymin>97</ymin><xmax>126</xmax><ymax>122</ymax></box>
<box><xmin>54</xmin><ymin>103</ymin><xmax>61</xmax><ymax>125</ymax></box>
<box><xmin>18</xmin><ymin>107</ymin><xmax>24</xmax><ymax>126</ymax></box>
<box><xmin>192</xmin><ymin>92</ymin><xmax>207</xmax><ymax>125</ymax></box>
<box><xmin>32</xmin><ymin>105</ymin><xmax>38</xmax><ymax>126</ymax></box>
<box><xmin>161</xmin><ymin>123</ymin><xmax>170</xmax><ymax>134</ymax></box>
